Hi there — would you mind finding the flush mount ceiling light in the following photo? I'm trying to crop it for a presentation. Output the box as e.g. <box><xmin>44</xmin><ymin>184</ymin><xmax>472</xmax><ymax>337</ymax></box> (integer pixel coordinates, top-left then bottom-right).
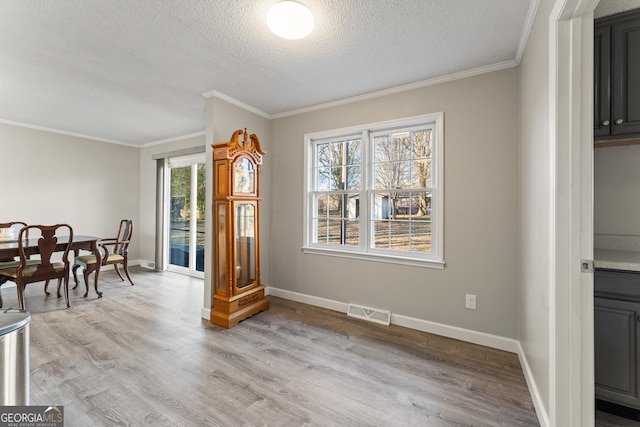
<box><xmin>267</xmin><ymin>1</ymin><xmax>314</xmax><ymax>40</ymax></box>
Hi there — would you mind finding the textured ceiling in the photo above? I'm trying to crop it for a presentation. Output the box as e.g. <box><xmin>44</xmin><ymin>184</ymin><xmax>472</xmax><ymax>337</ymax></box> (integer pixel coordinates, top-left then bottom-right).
<box><xmin>0</xmin><ymin>0</ymin><xmax>533</xmax><ymax>146</ymax></box>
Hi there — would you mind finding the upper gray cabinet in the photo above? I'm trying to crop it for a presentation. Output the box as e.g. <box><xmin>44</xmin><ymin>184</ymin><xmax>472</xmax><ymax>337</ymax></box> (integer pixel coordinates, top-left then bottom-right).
<box><xmin>595</xmin><ymin>10</ymin><xmax>640</xmax><ymax>140</ymax></box>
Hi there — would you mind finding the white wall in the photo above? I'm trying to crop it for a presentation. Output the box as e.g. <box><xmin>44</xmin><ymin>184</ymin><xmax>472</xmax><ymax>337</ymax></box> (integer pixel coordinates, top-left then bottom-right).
<box><xmin>594</xmin><ymin>145</ymin><xmax>640</xmax><ymax>235</ymax></box>
<box><xmin>269</xmin><ymin>68</ymin><xmax>520</xmax><ymax>338</ymax></box>
<box><xmin>518</xmin><ymin>0</ymin><xmax>554</xmax><ymax>420</ymax></box>
<box><xmin>0</xmin><ymin>122</ymin><xmax>140</xmax><ymax>255</ymax></box>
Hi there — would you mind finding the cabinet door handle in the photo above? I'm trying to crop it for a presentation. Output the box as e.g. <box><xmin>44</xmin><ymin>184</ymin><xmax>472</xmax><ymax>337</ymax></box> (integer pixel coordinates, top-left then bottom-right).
<box><xmin>616</xmin><ymin>119</ymin><xmax>624</xmax><ymax>125</ymax></box>
<box><xmin>602</xmin><ymin>120</ymin><xmax>610</xmax><ymax>126</ymax></box>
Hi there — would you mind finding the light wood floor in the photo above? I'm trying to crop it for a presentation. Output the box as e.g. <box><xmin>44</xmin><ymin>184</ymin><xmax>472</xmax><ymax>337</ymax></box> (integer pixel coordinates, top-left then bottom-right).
<box><xmin>2</xmin><ymin>268</ymin><xmax>542</xmax><ymax>426</ymax></box>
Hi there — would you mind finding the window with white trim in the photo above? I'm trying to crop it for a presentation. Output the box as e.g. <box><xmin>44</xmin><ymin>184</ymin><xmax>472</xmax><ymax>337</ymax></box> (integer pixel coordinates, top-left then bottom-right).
<box><xmin>303</xmin><ymin>113</ymin><xmax>444</xmax><ymax>268</ymax></box>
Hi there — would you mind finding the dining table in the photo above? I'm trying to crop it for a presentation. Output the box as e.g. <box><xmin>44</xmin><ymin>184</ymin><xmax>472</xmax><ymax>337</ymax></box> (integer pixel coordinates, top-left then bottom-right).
<box><xmin>0</xmin><ymin>235</ymin><xmax>103</xmax><ymax>298</ymax></box>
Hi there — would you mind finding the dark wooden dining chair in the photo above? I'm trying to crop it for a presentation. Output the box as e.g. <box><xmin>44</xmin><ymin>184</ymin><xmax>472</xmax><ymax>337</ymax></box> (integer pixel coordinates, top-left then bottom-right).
<box><xmin>72</xmin><ymin>219</ymin><xmax>134</xmax><ymax>292</ymax></box>
<box><xmin>0</xmin><ymin>221</ymin><xmax>45</xmax><ymax>308</ymax></box>
<box><xmin>0</xmin><ymin>224</ymin><xmax>73</xmax><ymax>310</ymax></box>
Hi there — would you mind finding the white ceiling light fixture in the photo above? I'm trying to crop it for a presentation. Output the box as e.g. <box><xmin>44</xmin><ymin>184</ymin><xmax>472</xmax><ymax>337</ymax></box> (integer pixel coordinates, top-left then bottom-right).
<box><xmin>267</xmin><ymin>1</ymin><xmax>314</xmax><ymax>40</ymax></box>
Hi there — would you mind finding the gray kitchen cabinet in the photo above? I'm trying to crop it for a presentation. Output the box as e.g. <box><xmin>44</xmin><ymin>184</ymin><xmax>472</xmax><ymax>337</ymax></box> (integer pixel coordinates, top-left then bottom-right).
<box><xmin>595</xmin><ymin>269</ymin><xmax>640</xmax><ymax>409</ymax></box>
<box><xmin>594</xmin><ymin>9</ymin><xmax>640</xmax><ymax>139</ymax></box>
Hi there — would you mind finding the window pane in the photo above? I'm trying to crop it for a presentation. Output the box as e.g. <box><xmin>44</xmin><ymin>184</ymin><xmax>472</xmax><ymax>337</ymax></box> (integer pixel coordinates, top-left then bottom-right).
<box><xmin>346</xmin><ymin>194</ymin><xmax>359</xmax><ymax>219</ymax></box>
<box><xmin>412</xmin><ymin>191</ymin><xmax>432</xmax><ymax>219</ymax></box>
<box><xmin>412</xmin><ymin>130</ymin><xmax>432</xmax><ymax>159</ymax></box>
<box><xmin>389</xmin><ymin>221</ymin><xmax>409</xmax><ymax>250</ymax></box>
<box><xmin>411</xmin><ymin>159</ymin><xmax>432</xmax><ymax>188</ymax></box>
<box><xmin>346</xmin><ymin>139</ymin><xmax>361</xmax><ymax>165</ymax></box>
<box><xmin>372</xmin><ymin>193</ymin><xmax>390</xmax><ymax>220</ymax></box>
<box><xmin>317</xmin><ymin>167</ymin><xmax>331</xmax><ymax>191</ymax></box>
<box><xmin>170</xmin><ymin>166</ymin><xmax>191</xmax><ymax>267</ymax></box>
<box><xmin>410</xmin><ymin>222</ymin><xmax>431</xmax><ymax>253</ymax></box>
<box><xmin>330</xmin><ymin>142</ymin><xmax>343</xmax><ymax>165</ymax></box>
<box><xmin>314</xmin><ymin>194</ymin><xmax>328</xmax><ymax>218</ymax></box>
<box><xmin>327</xmin><ymin>220</ymin><xmax>343</xmax><ymax>244</ymax></box>
<box><xmin>393</xmin><ymin>193</ymin><xmax>412</xmax><ymax>217</ymax></box>
<box><xmin>346</xmin><ymin>166</ymin><xmax>361</xmax><ymax>190</ymax></box>
<box><xmin>374</xmin><ymin>161</ymin><xmax>410</xmax><ymax>190</ymax></box>
<box><xmin>373</xmin><ymin>220</ymin><xmax>390</xmax><ymax>248</ymax></box>
<box><xmin>330</xmin><ymin>166</ymin><xmax>344</xmax><ymax>190</ymax></box>
<box><xmin>374</xmin><ymin>136</ymin><xmax>388</xmax><ymax>162</ymax></box>
<box><xmin>328</xmin><ymin>194</ymin><xmax>343</xmax><ymax>218</ymax></box>
<box><xmin>345</xmin><ymin>220</ymin><xmax>359</xmax><ymax>246</ymax></box>
<box><xmin>317</xmin><ymin>143</ymin><xmax>331</xmax><ymax>167</ymax></box>
<box><xmin>374</xmin><ymin>133</ymin><xmax>411</xmax><ymax>162</ymax></box>
<box><xmin>314</xmin><ymin>219</ymin><xmax>328</xmax><ymax>243</ymax></box>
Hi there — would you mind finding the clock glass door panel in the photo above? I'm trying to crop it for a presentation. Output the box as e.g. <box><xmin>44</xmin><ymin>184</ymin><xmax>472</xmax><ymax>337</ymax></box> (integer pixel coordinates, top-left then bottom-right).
<box><xmin>235</xmin><ymin>203</ymin><xmax>255</xmax><ymax>289</ymax></box>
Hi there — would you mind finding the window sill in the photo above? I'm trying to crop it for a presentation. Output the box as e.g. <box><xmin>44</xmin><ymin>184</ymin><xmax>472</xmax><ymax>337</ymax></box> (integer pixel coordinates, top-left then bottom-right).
<box><xmin>301</xmin><ymin>246</ymin><xmax>445</xmax><ymax>269</ymax></box>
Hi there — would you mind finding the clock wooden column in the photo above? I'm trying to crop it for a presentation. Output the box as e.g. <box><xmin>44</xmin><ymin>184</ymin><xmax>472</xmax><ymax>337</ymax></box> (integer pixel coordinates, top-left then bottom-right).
<box><xmin>210</xmin><ymin>129</ymin><xmax>269</xmax><ymax>328</ymax></box>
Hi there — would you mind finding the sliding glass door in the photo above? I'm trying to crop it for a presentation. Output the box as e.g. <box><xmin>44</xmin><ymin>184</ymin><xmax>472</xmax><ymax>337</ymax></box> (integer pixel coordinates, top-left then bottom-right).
<box><xmin>167</xmin><ymin>153</ymin><xmax>205</xmax><ymax>276</ymax></box>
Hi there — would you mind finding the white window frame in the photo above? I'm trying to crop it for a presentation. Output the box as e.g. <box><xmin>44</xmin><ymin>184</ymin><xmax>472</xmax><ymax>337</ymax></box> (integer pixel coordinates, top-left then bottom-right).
<box><xmin>303</xmin><ymin>113</ymin><xmax>444</xmax><ymax>269</ymax></box>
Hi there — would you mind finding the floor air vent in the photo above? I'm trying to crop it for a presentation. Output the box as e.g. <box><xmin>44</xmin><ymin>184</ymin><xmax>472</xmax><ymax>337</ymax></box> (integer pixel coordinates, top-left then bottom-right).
<box><xmin>347</xmin><ymin>304</ymin><xmax>391</xmax><ymax>326</ymax></box>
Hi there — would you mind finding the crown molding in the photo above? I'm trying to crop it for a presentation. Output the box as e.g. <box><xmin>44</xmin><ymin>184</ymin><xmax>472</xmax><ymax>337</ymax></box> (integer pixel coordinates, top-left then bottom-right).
<box><xmin>201</xmin><ymin>89</ymin><xmax>271</xmax><ymax>119</ymax></box>
<box><xmin>516</xmin><ymin>0</ymin><xmax>540</xmax><ymax>64</ymax></box>
<box><xmin>0</xmin><ymin>118</ymin><xmax>136</xmax><ymax>147</ymax></box>
<box><xmin>271</xmin><ymin>60</ymin><xmax>519</xmax><ymax>119</ymax></box>
<box><xmin>203</xmin><ymin>59</ymin><xmax>519</xmax><ymax>121</ymax></box>
<box><xmin>142</xmin><ymin>131</ymin><xmax>206</xmax><ymax>148</ymax></box>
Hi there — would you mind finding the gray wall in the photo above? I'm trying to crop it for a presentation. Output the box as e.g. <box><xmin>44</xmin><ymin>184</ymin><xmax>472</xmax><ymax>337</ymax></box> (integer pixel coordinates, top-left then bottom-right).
<box><xmin>0</xmin><ymin>122</ymin><xmax>140</xmax><ymax>255</ymax></box>
<box><xmin>269</xmin><ymin>68</ymin><xmax>520</xmax><ymax>338</ymax></box>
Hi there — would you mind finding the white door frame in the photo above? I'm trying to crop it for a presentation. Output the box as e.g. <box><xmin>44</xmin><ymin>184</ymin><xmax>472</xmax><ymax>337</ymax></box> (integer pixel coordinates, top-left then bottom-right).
<box><xmin>550</xmin><ymin>0</ymin><xmax>598</xmax><ymax>425</ymax></box>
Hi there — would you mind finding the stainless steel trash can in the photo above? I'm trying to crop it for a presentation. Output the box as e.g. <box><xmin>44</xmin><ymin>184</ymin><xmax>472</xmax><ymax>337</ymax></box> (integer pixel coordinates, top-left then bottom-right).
<box><xmin>0</xmin><ymin>309</ymin><xmax>30</xmax><ymax>405</ymax></box>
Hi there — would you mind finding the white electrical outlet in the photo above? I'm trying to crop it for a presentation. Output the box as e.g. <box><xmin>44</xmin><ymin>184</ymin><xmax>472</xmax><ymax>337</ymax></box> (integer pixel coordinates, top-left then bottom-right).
<box><xmin>465</xmin><ymin>294</ymin><xmax>477</xmax><ymax>310</ymax></box>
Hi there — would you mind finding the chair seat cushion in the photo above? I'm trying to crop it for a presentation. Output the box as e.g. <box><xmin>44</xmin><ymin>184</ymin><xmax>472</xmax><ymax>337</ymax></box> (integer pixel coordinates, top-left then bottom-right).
<box><xmin>0</xmin><ymin>262</ymin><xmax>65</xmax><ymax>279</ymax></box>
<box><xmin>0</xmin><ymin>259</ymin><xmax>43</xmax><ymax>269</ymax></box>
<box><xmin>75</xmin><ymin>253</ymin><xmax>124</xmax><ymax>265</ymax></box>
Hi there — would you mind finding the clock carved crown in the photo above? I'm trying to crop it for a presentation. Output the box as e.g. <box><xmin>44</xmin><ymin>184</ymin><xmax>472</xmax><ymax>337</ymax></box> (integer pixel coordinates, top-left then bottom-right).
<box><xmin>214</xmin><ymin>128</ymin><xmax>266</xmax><ymax>165</ymax></box>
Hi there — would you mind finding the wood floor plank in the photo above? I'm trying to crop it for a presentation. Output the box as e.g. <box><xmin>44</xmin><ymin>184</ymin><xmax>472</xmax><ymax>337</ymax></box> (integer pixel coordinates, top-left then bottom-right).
<box><xmin>2</xmin><ymin>268</ymin><xmax>542</xmax><ymax>426</ymax></box>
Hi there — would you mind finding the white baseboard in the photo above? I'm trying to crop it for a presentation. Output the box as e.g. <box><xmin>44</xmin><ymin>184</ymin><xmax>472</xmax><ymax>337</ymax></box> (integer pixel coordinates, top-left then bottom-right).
<box><xmin>516</xmin><ymin>342</ymin><xmax>549</xmax><ymax>427</ymax></box>
<box><xmin>266</xmin><ymin>286</ymin><xmax>517</xmax><ymax>351</ymax></box>
<box><xmin>201</xmin><ymin>307</ymin><xmax>211</xmax><ymax>320</ymax></box>
<box><xmin>266</xmin><ymin>287</ymin><xmax>349</xmax><ymax>313</ymax></box>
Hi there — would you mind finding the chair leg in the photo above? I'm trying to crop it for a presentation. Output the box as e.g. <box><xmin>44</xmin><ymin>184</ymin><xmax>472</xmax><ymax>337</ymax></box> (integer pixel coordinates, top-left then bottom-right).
<box><xmin>72</xmin><ymin>264</ymin><xmax>81</xmax><ymax>289</ymax></box>
<box><xmin>83</xmin><ymin>268</ymin><xmax>91</xmax><ymax>298</ymax></box>
<box><xmin>44</xmin><ymin>279</ymin><xmax>51</xmax><ymax>296</ymax></box>
<box><xmin>16</xmin><ymin>283</ymin><xmax>25</xmax><ymax>311</ymax></box>
<box><xmin>122</xmin><ymin>261</ymin><xmax>134</xmax><ymax>286</ymax></box>
<box><xmin>63</xmin><ymin>274</ymin><xmax>70</xmax><ymax>308</ymax></box>
<box><xmin>113</xmin><ymin>264</ymin><xmax>125</xmax><ymax>281</ymax></box>
<box><xmin>56</xmin><ymin>278</ymin><xmax>63</xmax><ymax>298</ymax></box>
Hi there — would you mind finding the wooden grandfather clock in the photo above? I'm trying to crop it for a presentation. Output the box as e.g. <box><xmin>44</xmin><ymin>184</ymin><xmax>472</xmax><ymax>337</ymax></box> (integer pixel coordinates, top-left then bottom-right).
<box><xmin>210</xmin><ymin>129</ymin><xmax>269</xmax><ymax>328</ymax></box>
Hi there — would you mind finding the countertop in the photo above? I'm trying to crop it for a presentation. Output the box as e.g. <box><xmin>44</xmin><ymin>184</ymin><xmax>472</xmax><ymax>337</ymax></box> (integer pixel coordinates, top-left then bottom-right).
<box><xmin>595</xmin><ymin>248</ymin><xmax>640</xmax><ymax>272</ymax></box>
